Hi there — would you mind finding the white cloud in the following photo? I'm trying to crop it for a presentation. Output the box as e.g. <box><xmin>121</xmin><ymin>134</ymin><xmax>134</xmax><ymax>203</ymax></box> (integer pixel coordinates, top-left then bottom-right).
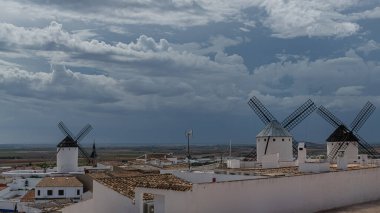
<box><xmin>0</xmin><ymin>0</ymin><xmax>258</xmax><ymax>28</ymax></box>
<box><xmin>250</xmin><ymin>49</ymin><xmax>380</xmax><ymax>109</ymax></box>
<box><xmin>0</xmin><ymin>22</ymin><xmax>253</xmax><ymax>112</ymax></box>
<box><xmin>335</xmin><ymin>86</ymin><xmax>364</xmax><ymax>96</ymax></box>
<box><xmin>260</xmin><ymin>0</ymin><xmax>361</xmax><ymax>38</ymax></box>
<box><xmin>0</xmin><ymin>63</ymin><xmax>123</xmax><ymax>103</ymax></box>
<box><xmin>357</xmin><ymin>40</ymin><xmax>380</xmax><ymax>54</ymax></box>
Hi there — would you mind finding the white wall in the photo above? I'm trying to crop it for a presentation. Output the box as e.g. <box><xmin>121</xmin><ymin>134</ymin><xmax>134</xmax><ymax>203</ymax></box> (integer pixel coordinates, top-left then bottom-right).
<box><xmin>142</xmin><ymin>167</ymin><xmax>380</xmax><ymax>213</ymax></box>
<box><xmin>35</xmin><ymin>186</ymin><xmax>82</xmax><ymax>199</ymax></box>
<box><xmin>327</xmin><ymin>142</ymin><xmax>358</xmax><ymax>163</ymax></box>
<box><xmin>95</xmin><ymin>181</ymin><xmax>137</xmax><ymax>213</ymax></box>
<box><xmin>256</xmin><ymin>137</ymin><xmax>293</xmax><ymax>162</ymax></box>
<box><xmin>57</xmin><ymin>147</ymin><xmax>78</xmax><ymax>173</ymax></box>
<box><xmin>0</xmin><ymin>201</ymin><xmax>41</xmax><ymax>213</ymax></box>
<box><xmin>62</xmin><ymin>198</ymin><xmax>94</xmax><ymax>213</ymax></box>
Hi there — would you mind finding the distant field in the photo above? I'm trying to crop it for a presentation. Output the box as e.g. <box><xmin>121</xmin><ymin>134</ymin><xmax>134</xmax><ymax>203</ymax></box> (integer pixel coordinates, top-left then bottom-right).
<box><xmin>1</xmin><ymin>142</ymin><xmax>380</xmax><ymax>167</ymax></box>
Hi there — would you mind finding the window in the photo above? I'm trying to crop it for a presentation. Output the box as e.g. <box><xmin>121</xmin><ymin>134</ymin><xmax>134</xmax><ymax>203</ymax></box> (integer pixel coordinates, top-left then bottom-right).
<box><xmin>37</xmin><ymin>190</ymin><xmax>40</xmax><ymax>196</ymax></box>
<box><xmin>282</xmin><ymin>138</ymin><xmax>284</xmax><ymax>141</ymax></box>
<box><xmin>47</xmin><ymin>190</ymin><xmax>53</xmax><ymax>196</ymax></box>
<box><xmin>264</xmin><ymin>139</ymin><xmax>266</xmax><ymax>141</ymax></box>
<box><xmin>77</xmin><ymin>189</ymin><xmax>80</xmax><ymax>195</ymax></box>
<box><xmin>58</xmin><ymin>190</ymin><xmax>64</xmax><ymax>196</ymax></box>
<box><xmin>273</xmin><ymin>138</ymin><xmax>276</xmax><ymax>141</ymax></box>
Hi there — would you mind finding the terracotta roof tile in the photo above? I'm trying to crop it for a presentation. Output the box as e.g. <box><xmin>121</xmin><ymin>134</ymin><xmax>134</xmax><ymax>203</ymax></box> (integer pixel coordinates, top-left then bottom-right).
<box><xmin>96</xmin><ymin>174</ymin><xmax>192</xmax><ymax>200</ymax></box>
<box><xmin>36</xmin><ymin>177</ymin><xmax>83</xmax><ymax>187</ymax></box>
<box><xmin>21</xmin><ymin>189</ymin><xmax>35</xmax><ymax>202</ymax></box>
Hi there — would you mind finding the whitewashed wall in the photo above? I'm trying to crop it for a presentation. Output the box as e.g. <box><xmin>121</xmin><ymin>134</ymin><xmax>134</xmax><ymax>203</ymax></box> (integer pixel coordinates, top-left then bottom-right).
<box><xmin>141</xmin><ymin>167</ymin><xmax>380</xmax><ymax>213</ymax></box>
<box><xmin>62</xmin><ymin>198</ymin><xmax>94</xmax><ymax>213</ymax></box>
<box><xmin>57</xmin><ymin>147</ymin><xmax>78</xmax><ymax>173</ymax></box>
<box><xmin>257</xmin><ymin>137</ymin><xmax>293</xmax><ymax>162</ymax></box>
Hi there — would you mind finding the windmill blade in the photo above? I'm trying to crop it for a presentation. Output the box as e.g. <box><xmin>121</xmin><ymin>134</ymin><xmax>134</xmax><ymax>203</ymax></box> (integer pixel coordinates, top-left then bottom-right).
<box><xmin>282</xmin><ymin>99</ymin><xmax>316</xmax><ymax>131</ymax></box>
<box><xmin>243</xmin><ymin>147</ymin><xmax>256</xmax><ymax>160</ymax></box>
<box><xmin>78</xmin><ymin>144</ymin><xmax>92</xmax><ymax>162</ymax></box>
<box><xmin>316</xmin><ymin>106</ymin><xmax>344</xmax><ymax>129</ymax></box>
<box><xmin>75</xmin><ymin>124</ymin><xmax>93</xmax><ymax>142</ymax></box>
<box><xmin>354</xmin><ymin>132</ymin><xmax>379</xmax><ymax>157</ymax></box>
<box><xmin>58</xmin><ymin>121</ymin><xmax>75</xmax><ymax>139</ymax></box>
<box><xmin>248</xmin><ymin>96</ymin><xmax>276</xmax><ymax>125</ymax></box>
<box><xmin>292</xmin><ymin>139</ymin><xmax>299</xmax><ymax>159</ymax></box>
<box><xmin>350</xmin><ymin>101</ymin><xmax>376</xmax><ymax>133</ymax></box>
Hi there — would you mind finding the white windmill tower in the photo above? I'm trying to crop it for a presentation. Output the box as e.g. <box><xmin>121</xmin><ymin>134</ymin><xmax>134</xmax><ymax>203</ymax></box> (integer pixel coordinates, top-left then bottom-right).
<box><xmin>248</xmin><ymin>97</ymin><xmax>316</xmax><ymax>163</ymax></box>
<box><xmin>56</xmin><ymin>121</ymin><xmax>93</xmax><ymax>173</ymax></box>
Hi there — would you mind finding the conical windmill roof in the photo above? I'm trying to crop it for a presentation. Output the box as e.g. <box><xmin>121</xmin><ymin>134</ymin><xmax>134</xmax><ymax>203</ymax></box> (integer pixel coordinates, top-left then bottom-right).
<box><xmin>57</xmin><ymin>136</ymin><xmax>79</xmax><ymax>148</ymax></box>
<box><xmin>326</xmin><ymin>125</ymin><xmax>359</xmax><ymax>142</ymax></box>
<box><xmin>256</xmin><ymin>120</ymin><xmax>292</xmax><ymax>137</ymax></box>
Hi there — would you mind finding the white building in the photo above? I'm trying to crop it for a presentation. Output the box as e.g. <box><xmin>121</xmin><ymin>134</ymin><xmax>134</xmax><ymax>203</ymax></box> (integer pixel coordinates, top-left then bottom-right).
<box><xmin>256</xmin><ymin>120</ymin><xmax>293</xmax><ymax>163</ymax></box>
<box><xmin>57</xmin><ymin>137</ymin><xmax>79</xmax><ymax>173</ymax></box>
<box><xmin>62</xmin><ymin>167</ymin><xmax>380</xmax><ymax>213</ymax></box>
<box><xmin>136</xmin><ymin>153</ymin><xmax>178</xmax><ymax>167</ymax></box>
<box><xmin>62</xmin><ymin>174</ymin><xmax>191</xmax><ymax>213</ymax></box>
<box><xmin>35</xmin><ymin>176</ymin><xmax>83</xmax><ymax>200</ymax></box>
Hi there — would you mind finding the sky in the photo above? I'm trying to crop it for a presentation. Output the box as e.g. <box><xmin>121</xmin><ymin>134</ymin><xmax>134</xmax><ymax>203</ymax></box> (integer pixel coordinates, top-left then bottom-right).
<box><xmin>0</xmin><ymin>0</ymin><xmax>380</xmax><ymax>146</ymax></box>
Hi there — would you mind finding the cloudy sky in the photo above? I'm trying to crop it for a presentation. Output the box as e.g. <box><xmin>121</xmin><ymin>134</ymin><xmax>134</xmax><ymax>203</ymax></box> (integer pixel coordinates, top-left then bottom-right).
<box><xmin>1</xmin><ymin>0</ymin><xmax>380</xmax><ymax>146</ymax></box>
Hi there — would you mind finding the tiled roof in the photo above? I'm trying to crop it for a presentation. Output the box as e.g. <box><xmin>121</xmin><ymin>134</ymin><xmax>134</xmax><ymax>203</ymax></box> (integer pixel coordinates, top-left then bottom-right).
<box><xmin>256</xmin><ymin>120</ymin><xmax>292</xmax><ymax>137</ymax></box>
<box><xmin>36</xmin><ymin>176</ymin><xmax>83</xmax><ymax>187</ymax></box>
<box><xmin>21</xmin><ymin>189</ymin><xmax>35</xmax><ymax>202</ymax></box>
<box><xmin>96</xmin><ymin>174</ymin><xmax>192</xmax><ymax>200</ymax></box>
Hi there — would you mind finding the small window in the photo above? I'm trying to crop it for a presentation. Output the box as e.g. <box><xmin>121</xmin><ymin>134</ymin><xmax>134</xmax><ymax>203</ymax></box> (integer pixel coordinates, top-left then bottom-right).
<box><xmin>299</xmin><ymin>148</ymin><xmax>303</xmax><ymax>151</ymax></box>
<box><xmin>289</xmin><ymin>139</ymin><xmax>290</xmax><ymax>141</ymax></box>
<box><xmin>264</xmin><ymin>139</ymin><xmax>266</xmax><ymax>141</ymax></box>
<box><xmin>77</xmin><ymin>189</ymin><xmax>80</xmax><ymax>195</ymax></box>
<box><xmin>37</xmin><ymin>190</ymin><xmax>40</xmax><ymax>196</ymax></box>
<box><xmin>58</xmin><ymin>190</ymin><xmax>64</xmax><ymax>196</ymax></box>
<box><xmin>282</xmin><ymin>138</ymin><xmax>284</xmax><ymax>141</ymax></box>
<box><xmin>47</xmin><ymin>190</ymin><xmax>53</xmax><ymax>196</ymax></box>
<box><xmin>273</xmin><ymin>138</ymin><xmax>276</xmax><ymax>141</ymax></box>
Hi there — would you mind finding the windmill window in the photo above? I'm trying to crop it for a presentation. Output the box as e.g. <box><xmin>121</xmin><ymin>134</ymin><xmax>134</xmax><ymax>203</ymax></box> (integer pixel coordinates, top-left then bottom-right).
<box><xmin>282</xmin><ymin>138</ymin><xmax>284</xmax><ymax>141</ymax></box>
<box><xmin>264</xmin><ymin>139</ymin><xmax>266</xmax><ymax>141</ymax></box>
<box><xmin>273</xmin><ymin>138</ymin><xmax>276</xmax><ymax>141</ymax></box>
<box><xmin>47</xmin><ymin>190</ymin><xmax>53</xmax><ymax>196</ymax></box>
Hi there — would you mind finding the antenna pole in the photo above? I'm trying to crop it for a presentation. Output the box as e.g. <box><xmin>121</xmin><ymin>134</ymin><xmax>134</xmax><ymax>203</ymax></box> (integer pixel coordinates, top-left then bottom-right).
<box><xmin>187</xmin><ymin>134</ymin><xmax>190</xmax><ymax>171</ymax></box>
<box><xmin>229</xmin><ymin>140</ymin><xmax>232</xmax><ymax>158</ymax></box>
<box><xmin>186</xmin><ymin>129</ymin><xmax>192</xmax><ymax>171</ymax></box>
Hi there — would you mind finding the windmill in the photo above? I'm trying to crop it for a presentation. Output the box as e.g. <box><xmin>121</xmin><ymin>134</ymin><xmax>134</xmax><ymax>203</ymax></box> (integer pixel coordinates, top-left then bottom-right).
<box><xmin>316</xmin><ymin>101</ymin><xmax>379</xmax><ymax>162</ymax></box>
<box><xmin>56</xmin><ymin>121</ymin><xmax>93</xmax><ymax>173</ymax></box>
<box><xmin>248</xmin><ymin>96</ymin><xmax>316</xmax><ymax>162</ymax></box>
